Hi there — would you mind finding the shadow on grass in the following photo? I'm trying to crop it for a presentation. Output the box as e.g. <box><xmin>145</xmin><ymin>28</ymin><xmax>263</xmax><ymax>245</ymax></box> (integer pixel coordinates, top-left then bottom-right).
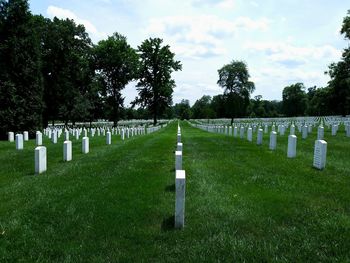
<box><xmin>161</xmin><ymin>215</ymin><xmax>175</xmax><ymax>231</ymax></box>
<box><xmin>165</xmin><ymin>184</ymin><xmax>175</xmax><ymax>192</ymax></box>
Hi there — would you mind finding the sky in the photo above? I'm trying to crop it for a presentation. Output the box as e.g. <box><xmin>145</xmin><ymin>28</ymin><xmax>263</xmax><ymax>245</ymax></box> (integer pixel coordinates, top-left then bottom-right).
<box><xmin>29</xmin><ymin>0</ymin><xmax>349</xmax><ymax>106</ymax></box>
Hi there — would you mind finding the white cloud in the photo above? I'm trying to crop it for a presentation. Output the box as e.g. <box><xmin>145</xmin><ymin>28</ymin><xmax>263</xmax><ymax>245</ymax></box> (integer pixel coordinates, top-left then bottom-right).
<box><xmin>245</xmin><ymin>41</ymin><xmax>342</xmax><ymax>66</ymax></box>
<box><xmin>47</xmin><ymin>6</ymin><xmax>107</xmax><ymax>41</ymax></box>
<box><xmin>145</xmin><ymin>15</ymin><xmax>270</xmax><ymax>59</ymax></box>
<box><xmin>192</xmin><ymin>0</ymin><xmax>235</xmax><ymax>9</ymax></box>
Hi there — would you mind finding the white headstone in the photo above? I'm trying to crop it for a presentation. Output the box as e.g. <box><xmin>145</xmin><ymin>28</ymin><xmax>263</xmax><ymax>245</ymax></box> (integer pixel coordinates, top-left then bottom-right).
<box><xmin>313</xmin><ymin>140</ymin><xmax>327</xmax><ymax>170</ymax></box>
<box><xmin>121</xmin><ymin>129</ymin><xmax>125</xmax><ymax>140</ymax></box>
<box><xmin>82</xmin><ymin>137</ymin><xmax>89</xmax><ymax>154</ymax></box>
<box><xmin>51</xmin><ymin>131</ymin><xmax>57</xmax><ymax>144</ymax></box>
<box><xmin>175</xmin><ymin>170</ymin><xmax>186</xmax><ymax>229</ymax></box>
<box><xmin>257</xmin><ymin>128</ymin><xmax>263</xmax><ymax>145</ymax></box>
<box><xmin>290</xmin><ymin>125</ymin><xmax>295</xmax><ymax>135</ymax></box>
<box><xmin>247</xmin><ymin>127</ymin><xmax>252</xmax><ymax>142</ymax></box>
<box><xmin>302</xmin><ymin>126</ymin><xmax>308</xmax><ymax>139</ymax></box>
<box><xmin>233</xmin><ymin>126</ymin><xmax>238</xmax><ymax>137</ymax></box>
<box><xmin>177</xmin><ymin>133</ymin><xmax>181</xmax><ymax>143</ymax></box>
<box><xmin>240</xmin><ymin>127</ymin><xmax>244</xmax><ymax>139</ymax></box>
<box><xmin>106</xmin><ymin>131</ymin><xmax>111</xmax><ymax>145</ymax></box>
<box><xmin>8</xmin><ymin>132</ymin><xmax>14</xmax><ymax>142</ymax></box>
<box><xmin>175</xmin><ymin>151</ymin><xmax>182</xmax><ymax>170</ymax></box>
<box><xmin>65</xmin><ymin>130</ymin><xmax>69</xmax><ymax>141</ymax></box>
<box><xmin>36</xmin><ymin>131</ymin><xmax>42</xmax><ymax>146</ymax></box>
<box><xmin>23</xmin><ymin>131</ymin><xmax>29</xmax><ymax>141</ymax></box>
<box><xmin>16</xmin><ymin>134</ymin><xmax>23</xmax><ymax>150</ymax></box>
<box><xmin>317</xmin><ymin>126</ymin><xmax>324</xmax><ymax>140</ymax></box>
<box><xmin>287</xmin><ymin>135</ymin><xmax>297</xmax><ymax>158</ymax></box>
<box><xmin>35</xmin><ymin>146</ymin><xmax>47</xmax><ymax>174</ymax></box>
<box><xmin>331</xmin><ymin>125</ymin><xmax>337</xmax><ymax>136</ymax></box>
<box><xmin>269</xmin><ymin>131</ymin><xmax>277</xmax><ymax>150</ymax></box>
<box><xmin>63</xmin><ymin>140</ymin><xmax>72</xmax><ymax>161</ymax></box>
<box><xmin>177</xmin><ymin>142</ymin><xmax>183</xmax><ymax>152</ymax></box>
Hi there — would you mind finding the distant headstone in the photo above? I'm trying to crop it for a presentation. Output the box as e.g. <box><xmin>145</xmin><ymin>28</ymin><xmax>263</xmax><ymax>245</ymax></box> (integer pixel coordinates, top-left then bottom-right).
<box><xmin>287</xmin><ymin>135</ymin><xmax>297</xmax><ymax>158</ymax></box>
<box><xmin>51</xmin><ymin>131</ymin><xmax>57</xmax><ymax>144</ymax></box>
<box><xmin>8</xmin><ymin>132</ymin><xmax>14</xmax><ymax>142</ymax></box>
<box><xmin>82</xmin><ymin>137</ymin><xmax>89</xmax><ymax>154</ymax></box>
<box><xmin>302</xmin><ymin>126</ymin><xmax>308</xmax><ymax>139</ymax></box>
<box><xmin>257</xmin><ymin>128</ymin><xmax>263</xmax><ymax>145</ymax></box>
<box><xmin>234</xmin><ymin>126</ymin><xmax>238</xmax><ymax>137</ymax></box>
<box><xmin>175</xmin><ymin>169</ymin><xmax>186</xmax><ymax>229</ymax></box>
<box><xmin>247</xmin><ymin>127</ymin><xmax>252</xmax><ymax>142</ymax></box>
<box><xmin>331</xmin><ymin>125</ymin><xmax>337</xmax><ymax>136</ymax></box>
<box><xmin>106</xmin><ymin>131</ymin><xmax>111</xmax><ymax>145</ymax></box>
<box><xmin>23</xmin><ymin>131</ymin><xmax>29</xmax><ymax>141</ymax></box>
<box><xmin>313</xmin><ymin>140</ymin><xmax>327</xmax><ymax>170</ymax></box>
<box><xmin>264</xmin><ymin>125</ymin><xmax>268</xmax><ymax>134</ymax></box>
<box><xmin>63</xmin><ymin>140</ymin><xmax>72</xmax><ymax>161</ymax></box>
<box><xmin>290</xmin><ymin>125</ymin><xmax>295</xmax><ymax>135</ymax></box>
<box><xmin>36</xmin><ymin>131</ymin><xmax>42</xmax><ymax>146</ymax></box>
<box><xmin>65</xmin><ymin>130</ymin><xmax>69</xmax><ymax>141</ymax></box>
<box><xmin>177</xmin><ymin>142</ymin><xmax>183</xmax><ymax>152</ymax></box>
<box><xmin>269</xmin><ymin>131</ymin><xmax>277</xmax><ymax>150</ymax></box>
<box><xmin>240</xmin><ymin>126</ymin><xmax>244</xmax><ymax>139</ymax></box>
<box><xmin>317</xmin><ymin>126</ymin><xmax>324</xmax><ymax>140</ymax></box>
<box><xmin>16</xmin><ymin>134</ymin><xmax>23</xmax><ymax>150</ymax></box>
<box><xmin>175</xmin><ymin>151</ymin><xmax>182</xmax><ymax>170</ymax></box>
<box><xmin>121</xmin><ymin>129</ymin><xmax>125</xmax><ymax>140</ymax></box>
<box><xmin>177</xmin><ymin>133</ymin><xmax>181</xmax><ymax>143</ymax></box>
<box><xmin>35</xmin><ymin>146</ymin><xmax>47</xmax><ymax>174</ymax></box>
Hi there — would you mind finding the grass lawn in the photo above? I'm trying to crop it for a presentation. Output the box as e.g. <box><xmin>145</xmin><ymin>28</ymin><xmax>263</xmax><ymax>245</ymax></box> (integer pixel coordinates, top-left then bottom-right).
<box><xmin>0</xmin><ymin>121</ymin><xmax>350</xmax><ymax>262</ymax></box>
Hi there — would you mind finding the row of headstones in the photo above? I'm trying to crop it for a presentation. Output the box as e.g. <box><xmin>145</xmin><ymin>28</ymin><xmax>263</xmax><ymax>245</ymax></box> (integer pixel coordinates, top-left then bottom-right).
<box><xmin>8</xmin><ymin>125</ymin><xmax>152</xmax><ymax>150</ymax></box>
<box><xmin>192</xmin><ymin>123</ymin><xmax>328</xmax><ymax>170</ymax></box>
<box><xmin>175</xmin><ymin>124</ymin><xmax>185</xmax><ymax>229</ymax></box>
<box><xmin>9</xmin><ymin>124</ymin><xmax>165</xmax><ymax>174</ymax></box>
<box><xmin>197</xmin><ymin>120</ymin><xmax>350</xmax><ymax>140</ymax></box>
<box><xmin>44</xmin><ymin>126</ymin><xmax>147</xmax><ymax>143</ymax></box>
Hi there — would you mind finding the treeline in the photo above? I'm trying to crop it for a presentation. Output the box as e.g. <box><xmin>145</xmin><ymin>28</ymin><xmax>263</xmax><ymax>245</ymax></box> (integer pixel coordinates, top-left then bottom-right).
<box><xmin>0</xmin><ymin>0</ymin><xmax>181</xmax><ymax>139</ymax></box>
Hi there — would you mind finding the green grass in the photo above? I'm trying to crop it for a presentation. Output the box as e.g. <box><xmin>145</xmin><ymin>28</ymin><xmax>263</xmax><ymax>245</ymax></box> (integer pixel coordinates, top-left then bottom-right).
<box><xmin>0</xmin><ymin>121</ymin><xmax>350</xmax><ymax>262</ymax></box>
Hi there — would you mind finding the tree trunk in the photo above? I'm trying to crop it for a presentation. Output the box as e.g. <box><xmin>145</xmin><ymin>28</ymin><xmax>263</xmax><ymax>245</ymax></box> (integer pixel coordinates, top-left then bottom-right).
<box><xmin>231</xmin><ymin>117</ymin><xmax>233</xmax><ymax>125</ymax></box>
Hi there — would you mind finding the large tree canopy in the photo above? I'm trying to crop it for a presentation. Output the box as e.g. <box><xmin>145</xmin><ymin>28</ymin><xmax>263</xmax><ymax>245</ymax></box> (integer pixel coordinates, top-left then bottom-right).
<box><xmin>217</xmin><ymin>60</ymin><xmax>255</xmax><ymax>123</ymax></box>
<box><xmin>282</xmin><ymin>83</ymin><xmax>307</xmax><ymax>117</ymax></box>
<box><xmin>326</xmin><ymin>10</ymin><xmax>350</xmax><ymax>116</ymax></box>
<box><xmin>134</xmin><ymin>38</ymin><xmax>182</xmax><ymax>125</ymax></box>
<box><xmin>0</xmin><ymin>0</ymin><xmax>43</xmax><ymax>139</ymax></box>
<box><xmin>94</xmin><ymin>33</ymin><xmax>139</xmax><ymax>126</ymax></box>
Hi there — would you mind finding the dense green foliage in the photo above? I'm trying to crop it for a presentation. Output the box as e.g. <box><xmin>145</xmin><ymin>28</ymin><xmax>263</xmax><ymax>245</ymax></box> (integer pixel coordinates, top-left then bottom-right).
<box><xmin>94</xmin><ymin>33</ymin><xmax>139</xmax><ymax>126</ymax></box>
<box><xmin>1</xmin><ymin>121</ymin><xmax>350</xmax><ymax>261</ymax></box>
<box><xmin>0</xmin><ymin>0</ymin><xmax>43</xmax><ymax>138</ymax></box>
<box><xmin>133</xmin><ymin>38</ymin><xmax>182</xmax><ymax>124</ymax></box>
<box><xmin>217</xmin><ymin>60</ymin><xmax>255</xmax><ymax>123</ymax></box>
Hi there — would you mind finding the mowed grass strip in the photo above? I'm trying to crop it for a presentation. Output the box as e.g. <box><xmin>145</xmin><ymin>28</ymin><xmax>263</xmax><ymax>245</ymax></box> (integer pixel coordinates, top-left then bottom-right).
<box><xmin>1</xmin><ymin>121</ymin><xmax>350</xmax><ymax>262</ymax></box>
<box><xmin>181</xmin><ymin>121</ymin><xmax>350</xmax><ymax>262</ymax></box>
<box><xmin>0</xmin><ymin>125</ymin><xmax>178</xmax><ymax>262</ymax></box>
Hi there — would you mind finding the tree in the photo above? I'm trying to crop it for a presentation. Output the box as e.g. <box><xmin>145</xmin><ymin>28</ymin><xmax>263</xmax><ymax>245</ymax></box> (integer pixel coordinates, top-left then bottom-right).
<box><xmin>282</xmin><ymin>83</ymin><xmax>307</xmax><ymax>117</ymax></box>
<box><xmin>134</xmin><ymin>38</ymin><xmax>182</xmax><ymax>125</ymax></box>
<box><xmin>94</xmin><ymin>33</ymin><xmax>138</xmax><ymax>126</ymax></box>
<box><xmin>191</xmin><ymin>95</ymin><xmax>215</xmax><ymax>119</ymax></box>
<box><xmin>307</xmin><ymin>87</ymin><xmax>332</xmax><ymax>116</ymax></box>
<box><xmin>326</xmin><ymin>10</ymin><xmax>350</xmax><ymax>116</ymax></box>
<box><xmin>0</xmin><ymin>0</ymin><xmax>43</xmax><ymax>139</ymax></box>
<box><xmin>217</xmin><ymin>60</ymin><xmax>255</xmax><ymax>124</ymax></box>
<box><xmin>36</xmin><ymin>17</ymin><xmax>95</xmax><ymax>126</ymax></box>
<box><xmin>174</xmin><ymin>99</ymin><xmax>191</xmax><ymax>120</ymax></box>
<box><xmin>211</xmin><ymin>94</ymin><xmax>225</xmax><ymax>118</ymax></box>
